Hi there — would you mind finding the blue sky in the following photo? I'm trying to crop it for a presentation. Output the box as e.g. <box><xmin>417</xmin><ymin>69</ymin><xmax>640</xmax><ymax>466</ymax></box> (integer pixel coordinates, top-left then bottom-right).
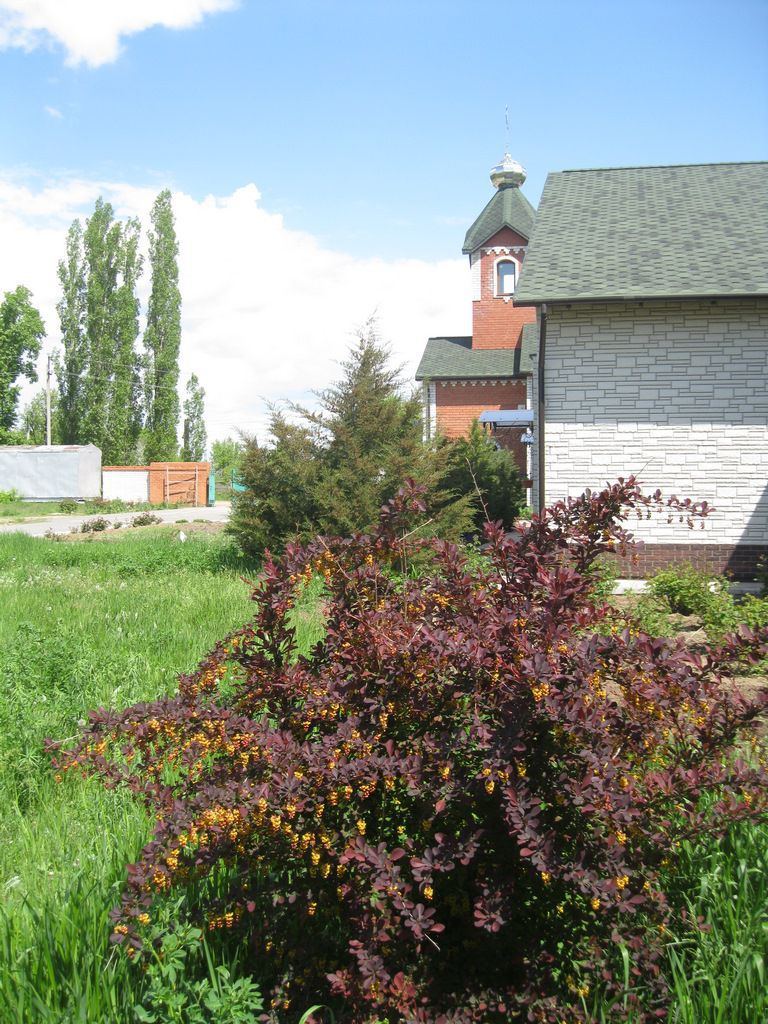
<box><xmin>0</xmin><ymin>0</ymin><xmax>766</xmax><ymax>438</ymax></box>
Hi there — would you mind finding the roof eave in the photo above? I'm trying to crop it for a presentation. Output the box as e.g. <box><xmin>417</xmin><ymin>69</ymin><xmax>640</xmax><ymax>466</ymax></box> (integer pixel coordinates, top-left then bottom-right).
<box><xmin>461</xmin><ymin>222</ymin><xmax>530</xmax><ymax>254</ymax></box>
<box><xmin>514</xmin><ymin>290</ymin><xmax>768</xmax><ymax>306</ymax></box>
<box><xmin>417</xmin><ymin>371</ymin><xmax>532</xmax><ymax>382</ymax></box>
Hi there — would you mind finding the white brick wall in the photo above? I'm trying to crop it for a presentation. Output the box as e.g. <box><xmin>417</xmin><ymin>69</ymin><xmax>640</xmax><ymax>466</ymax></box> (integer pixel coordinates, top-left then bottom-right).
<box><xmin>470</xmin><ymin>251</ymin><xmax>481</xmax><ymax>301</ymax></box>
<box><xmin>532</xmin><ymin>299</ymin><xmax>768</xmax><ymax>545</ymax></box>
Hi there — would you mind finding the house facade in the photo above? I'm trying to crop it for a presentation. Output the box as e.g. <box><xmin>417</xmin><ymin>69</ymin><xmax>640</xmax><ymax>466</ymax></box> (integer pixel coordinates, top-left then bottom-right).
<box><xmin>416</xmin><ymin>154</ymin><xmax>538</xmax><ymax>481</ymax></box>
<box><xmin>515</xmin><ymin>162</ymin><xmax>768</xmax><ymax>580</ymax></box>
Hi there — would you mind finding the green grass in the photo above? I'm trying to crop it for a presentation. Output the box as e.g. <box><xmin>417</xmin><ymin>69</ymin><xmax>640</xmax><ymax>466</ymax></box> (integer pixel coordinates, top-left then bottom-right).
<box><xmin>0</xmin><ymin>500</ymin><xmax>63</xmax><ymax>520</ymax></box>
<box><xmin>0</xmin><ymin>528</ymin><xmax>267</xmax><ymax>1022</ymax></box>
<box><xmin>664</xmin><ymin>821</ymin><xmax>768</xmax><ymax>1024</ymax></box>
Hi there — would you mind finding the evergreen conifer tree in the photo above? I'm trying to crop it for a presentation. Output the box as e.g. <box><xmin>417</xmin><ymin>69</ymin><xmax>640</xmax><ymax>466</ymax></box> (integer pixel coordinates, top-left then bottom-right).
<box><xmin>442</xmin><ymin>419</ymin><xmax>525</xmax><ymax>532</ymax></box>
<box><xmin>230</xmin><ymin>322</ymin><xmax>472</xmax><ymax>555</ymax></box>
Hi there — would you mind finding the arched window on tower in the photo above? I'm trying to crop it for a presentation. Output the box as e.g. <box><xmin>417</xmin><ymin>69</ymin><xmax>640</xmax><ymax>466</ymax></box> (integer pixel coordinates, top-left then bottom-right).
<box><xmin>496</xmin><ymin>258</ymin><xmax>516</xmax><ymax>296</ymax></box>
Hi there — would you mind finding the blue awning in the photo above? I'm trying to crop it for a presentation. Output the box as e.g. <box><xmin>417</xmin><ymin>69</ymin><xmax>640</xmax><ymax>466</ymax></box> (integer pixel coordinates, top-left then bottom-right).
<box><xmin>478</xmin><ymin>409</ymin><xmax>533</xmax><ymax>426</ymax></box>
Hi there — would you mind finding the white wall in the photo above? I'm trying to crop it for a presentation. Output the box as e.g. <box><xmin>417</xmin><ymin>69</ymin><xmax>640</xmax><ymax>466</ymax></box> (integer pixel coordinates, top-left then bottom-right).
<box><xmin>534</xmin><ymin>299</ymin><xmax>768</xmax><ymax>545</ymax></box>
<box><xmin>0</xmin><ymin>444</ymin><xmax>101</xmax><ymax>499</ymax></box>
<box><xmin>102</xmin><ymin>469</ymin><xmax>149</xmax><ymax>503</ymax></box>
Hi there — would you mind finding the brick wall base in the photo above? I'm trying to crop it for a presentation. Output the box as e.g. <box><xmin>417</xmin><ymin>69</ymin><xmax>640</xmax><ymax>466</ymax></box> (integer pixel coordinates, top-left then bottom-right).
<box><xmin>612</xmin><ymin>543</ymin><xmax>767</xmax><ymax>582</ymax></box>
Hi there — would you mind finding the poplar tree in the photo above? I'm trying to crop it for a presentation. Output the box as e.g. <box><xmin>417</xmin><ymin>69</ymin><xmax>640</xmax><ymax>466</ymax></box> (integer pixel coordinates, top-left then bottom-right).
<box><xmin>143</xmin><ymin>190</ymin><xmax>181</xmax><ymax>461</ymax></box>
<box><xmin>108</xmin><ymin>217</ymin><xmax>143</xmax><ymax>463</ymax></box>
<box><xmin>181</xmin><ymin>373</ymin><xmax>207</xmax><ymax>461</ymax></box>
<box><xmin>56</xmin><ymin>220</ymin><xmax>87</xmax><ymax>443</ymax></box>
<box><xmin>56</xmin><ymin>202</ymin><xmax>143</xmax><ymax>462</ymax></box>
<box><xmin>80</xmin><ymin>198</ymin><xmax>122</xmax><ymax>456</ymax></box>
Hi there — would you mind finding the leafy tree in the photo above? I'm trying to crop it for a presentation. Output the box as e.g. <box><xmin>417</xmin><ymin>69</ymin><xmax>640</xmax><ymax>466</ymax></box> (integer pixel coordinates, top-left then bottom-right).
<box><xmin>181</xmin><ymin>373</ymin><xmax>207</xmax><ymax>461</ymax></box>
<box><xmin>230</xmin><ymin>323</ymin><xmax>471</xmax><ymax>556</ymax></box>
<box><xmin>211</xmin><ymin>436</ymin><xmax>243</xmax><ymax>486</ymax></box>
<box><xmin>56</xmin><ymin>202</ymin><xmax>143</xmax><ymax>462</ymax></box>
<box><xmin>0</xmin><ymin>286</ymin><xmax>45</xmax><ymax>432</ymax></box>
<box><xmin>442</xmin><ymin>419</ymin><xmax>525</xmax><ymax>532</ymax></box>
<box><xmin>20</xmin><ymin>388</ymin><xmax>61</xmax><ymax>444</ymax></box>
<box><xmin>143</xmin><ymin>190</ymin><xmax>181</xmax><ymax>461</ymax></box>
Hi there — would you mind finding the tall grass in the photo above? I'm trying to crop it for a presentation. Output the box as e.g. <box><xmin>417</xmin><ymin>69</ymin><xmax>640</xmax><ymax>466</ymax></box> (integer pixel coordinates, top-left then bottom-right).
<box><xmin>0</xmin><ymin>529</ymin><xmax>265</xmax><ymax>1022</ymax></box>
<box><xmin>664</xmin><ymin>822</ymin><xmax>768</xmax><ymax>1023</ymax></box>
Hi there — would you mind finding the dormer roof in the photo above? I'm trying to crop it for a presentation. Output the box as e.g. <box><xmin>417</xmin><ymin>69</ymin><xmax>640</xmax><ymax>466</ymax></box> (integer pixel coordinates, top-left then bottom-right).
<box><xmin>462</xmin><ymin>186</ymin><xmax>536</xmax><ymax>254</ymax></box>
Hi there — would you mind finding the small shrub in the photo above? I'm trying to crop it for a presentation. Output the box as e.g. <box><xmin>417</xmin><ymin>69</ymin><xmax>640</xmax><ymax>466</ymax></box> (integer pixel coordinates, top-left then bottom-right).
<box><xmin>80</xmin><ymin>516</ymin><xmax>110</xmax><ymax>533</ymax></box>
<box><xmin>133</xmin><ymin>903</ymin><xmax>264</xmax><ymax>1024</ymax></box>
<box><xmin>0</xmin><ymin>489</ymin><xmax>21</xmax><ymax>504</ymax></box>
<box><xmin>58</xmin><ymin>499</ymin><xmax>78</xmax><ymax>513</ymax></box>
<box><xmin>132</xmin><ymin>512</ymin><xmax>162</xmax><ymax>528</ymax></box>
<box><xmin>586</xmin><ymin>555</ymin><xmax>620</xmax><ymax>602</ymax></box>
<box><xmin>648</xmin><ymin>562</ymin><xmax>724</xmax><ymax>616</ymax></box>
<box><xmin>50</xmin><ymin>479</ymin><xmax>768</xmax><ymax>1023</ymax></box>
<box><xmin>648</xmin><ymin>564</ymin><xmax>742</xmax><ymax>640</ymax></box>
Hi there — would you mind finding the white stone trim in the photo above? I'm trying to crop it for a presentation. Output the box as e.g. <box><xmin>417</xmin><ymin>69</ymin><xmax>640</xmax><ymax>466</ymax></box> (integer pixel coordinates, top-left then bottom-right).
<box><xmin>492</xmin><ymin>254</ymin><xmax>520</xmax><ymax>302</ymax></box>
<box><xmin>439</xmin><ymin>378</ymin><xmax>522</xmax><ymax>388</ymax></box>
<box><xmin>482</xmin><ymin>245</ymin><xmax>527</xmax><ymax>256</ymax></box>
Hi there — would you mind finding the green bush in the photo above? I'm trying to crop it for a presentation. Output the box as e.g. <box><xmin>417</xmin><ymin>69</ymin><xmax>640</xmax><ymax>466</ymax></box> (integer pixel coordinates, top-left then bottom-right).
<box><xmin>648</xmin><ymin>563</ymin><xmax>754</xmax><ymax>640</ymax></box>
<box><xmin>132</xmin><ymin>512</ymin><xmax>162</xmax><ymax>528</ymax></box>
<box><xmin>0</xmin><ymin>489</ymin><xmax>21</xmax><ymax>504</ymax></box>
<box><xmin>440</xmin><ymin>420</ymin><xmax>525</xmax><ymax>532</ymax></box>
<box><xmin>648</xmin><ymin>563</ymin><xmax>726</xmax><ymax>617</ymax></box>
<box><xmin>80</xmin><ymin>516</ymin><xmax>111</xmax><ymax>533</ymax></box>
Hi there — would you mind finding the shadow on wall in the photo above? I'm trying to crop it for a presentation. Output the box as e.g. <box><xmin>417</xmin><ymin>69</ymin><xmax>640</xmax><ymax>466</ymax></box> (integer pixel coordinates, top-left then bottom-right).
<box><xmin>730</xmin><ymin>478</ymin><xmax>768</xmax><ymax>581</ymax></box>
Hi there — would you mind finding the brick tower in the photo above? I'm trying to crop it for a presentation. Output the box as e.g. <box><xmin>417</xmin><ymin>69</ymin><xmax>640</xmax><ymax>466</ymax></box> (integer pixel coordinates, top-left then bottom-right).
<box><xmin>416</xmin><ymin>153</ymin><xmax>537</xmax><ymax>478</ymax></box>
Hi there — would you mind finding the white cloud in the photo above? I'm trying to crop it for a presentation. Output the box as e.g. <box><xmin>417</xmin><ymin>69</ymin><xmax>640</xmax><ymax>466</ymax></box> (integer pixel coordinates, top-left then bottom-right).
<box><xmin>44</xmin><ymin>104</ymin><xmax>63</xmax><ymax>119</ymax></box>
<box><xmin>0</xmin><ymin>175</ymin><xmax>471</xmax><ymax>444</ymax></box>
<box><xmin>0</xmin><ymin>0</ymin><xmax>237</xmax><ymax>66</ymax></box>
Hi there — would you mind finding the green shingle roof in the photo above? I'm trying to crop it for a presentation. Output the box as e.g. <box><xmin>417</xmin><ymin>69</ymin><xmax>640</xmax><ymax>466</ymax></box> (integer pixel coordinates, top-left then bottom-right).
<box><xmin>415</xmin><ymin>325</ymin><xmax>538</xmax><ymax>380</ymax></box>
<box><xmin>462</xmin><ymin>186</ymin><xmax>536</xmax><ymax>253</ymax></box>
<box><xmin>515</xmin><ymin>162</ymin><xmax>768</xmax><ymax>304</ymax></box>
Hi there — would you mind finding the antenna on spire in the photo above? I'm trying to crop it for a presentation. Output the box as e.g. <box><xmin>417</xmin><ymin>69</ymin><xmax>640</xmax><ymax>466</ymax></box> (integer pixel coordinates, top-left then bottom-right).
<box><xmin>505</xmin><ymin>105</ymin><xmax>510</xmax><ymax>154</ymax></box>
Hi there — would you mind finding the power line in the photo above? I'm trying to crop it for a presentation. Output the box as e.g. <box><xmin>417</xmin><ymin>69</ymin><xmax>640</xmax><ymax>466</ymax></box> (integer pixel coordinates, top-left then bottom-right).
<box><xmin>55</xmin><ymin>367</ymin><xmax>183</xmax><ymax>395</ymax></box>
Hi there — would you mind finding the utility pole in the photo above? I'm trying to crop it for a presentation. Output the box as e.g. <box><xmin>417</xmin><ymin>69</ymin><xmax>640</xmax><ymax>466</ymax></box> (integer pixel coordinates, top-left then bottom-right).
<box><xmin>45</xmin><ymin>353</ymin><xmax>52</xmax><ymax>446</ymax></box>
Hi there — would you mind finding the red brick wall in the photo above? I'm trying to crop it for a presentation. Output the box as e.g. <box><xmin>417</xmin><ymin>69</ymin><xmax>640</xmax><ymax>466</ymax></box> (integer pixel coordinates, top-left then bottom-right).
<box><xmin>472</xmin><ymin>228</ymin><xmax>536</xmax><ymax>351</ymax></box>
<box><xmin>435</xmin><ymin>380</ymin><xmax>529</xmax><ymax>477</ymax></box>
<box><xmin>147</xmin><ymin>462</ymin><xmax>210</xmax><ymax>506</ymax></box>
<box><xmin>611</xmin><ymin>543</ymin><xmax>767</xmax><ymax>582</ymax></box>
